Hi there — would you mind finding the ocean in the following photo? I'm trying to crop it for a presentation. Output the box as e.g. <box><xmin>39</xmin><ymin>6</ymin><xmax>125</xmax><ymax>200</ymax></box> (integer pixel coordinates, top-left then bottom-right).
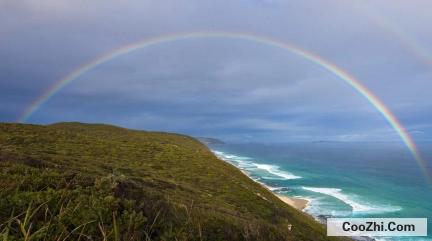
<box><xmin>208</xmin><ymin>142</ymin><xmax>432</xmax><ymax>241</ymax></box>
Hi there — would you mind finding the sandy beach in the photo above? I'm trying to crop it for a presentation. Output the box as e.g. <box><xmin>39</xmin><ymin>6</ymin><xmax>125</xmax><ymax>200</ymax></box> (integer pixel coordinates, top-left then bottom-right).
<box><xmin>239</xmin><ymin>166</ymin><xmax>309</xmax><ymax>211</ymax></box>
<box><xmin>216</xmin><ymin>154</ymin><xmax>310</xmax><ymax>211</ymax></box>
<box><xmin>276</xmin><ymin>195</ymin><xmax>309</xmax><ymax>210</ymax></box>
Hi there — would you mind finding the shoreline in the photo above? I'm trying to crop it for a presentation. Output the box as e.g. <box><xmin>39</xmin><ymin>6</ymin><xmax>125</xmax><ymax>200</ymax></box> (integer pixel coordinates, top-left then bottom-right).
<box><xmin>213</xmin><ymin>149</ymin><xmax>377</xmax><ymax>241</ymax></box>
<box><xmin>276</xmin><ymin>194</ymin><xmax>310</xmax><ymax>211</ymax></box>
<box><xmin>220</xmin><ymin>154</ymin><xmax>310</xmax><ymax>211</ymax></box>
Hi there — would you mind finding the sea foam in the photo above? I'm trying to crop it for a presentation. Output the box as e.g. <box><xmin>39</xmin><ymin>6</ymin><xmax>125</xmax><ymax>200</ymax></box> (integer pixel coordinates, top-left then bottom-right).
<box><xmin>253</xmin><ymin>163</ymin><xmax>301</xmax><ymax>180</ymax></box>
<box><xmin>212</xmin><ymin>150</ymin><xmax>301</xmax><ymax>180</ymax></box>
<box><xmin>267</xmin><ymin>186</ymin><xmax>290</xmax><ymax>192</ymax></box>
<box><xmin>302</xmin><ymin>187</ymin><xmax>401</xmax><ymax>214</ymax></box>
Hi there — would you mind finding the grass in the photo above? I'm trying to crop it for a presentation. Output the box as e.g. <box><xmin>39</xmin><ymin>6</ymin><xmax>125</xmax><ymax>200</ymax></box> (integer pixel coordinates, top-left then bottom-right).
<box><xmin>0</xmin><ymin>122</ymin><xmax>344</xmax><ymax>240</ymax></box>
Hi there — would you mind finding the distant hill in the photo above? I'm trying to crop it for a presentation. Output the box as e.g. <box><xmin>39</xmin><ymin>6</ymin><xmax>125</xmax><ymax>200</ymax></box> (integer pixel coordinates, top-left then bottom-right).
<box><xmin>0</xmin><ymin>122</ymin><xmax>342</xmax><ymax>241</ymax></box>
<box><xmin>196</xmin><ymin>137</ymin><xmax>225</xmax><ymax>145</ymax></box>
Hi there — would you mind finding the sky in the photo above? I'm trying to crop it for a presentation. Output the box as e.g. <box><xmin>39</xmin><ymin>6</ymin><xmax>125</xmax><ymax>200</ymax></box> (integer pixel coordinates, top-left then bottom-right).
<box><xmin>1</xmin><ymin>0</ymin><xmax>432</xmax><ymax>143</ymax></box>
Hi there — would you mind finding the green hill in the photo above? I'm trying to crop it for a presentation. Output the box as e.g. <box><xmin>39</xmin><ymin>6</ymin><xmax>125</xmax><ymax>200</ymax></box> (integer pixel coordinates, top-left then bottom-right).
<box><xmin>0</xmin><ymin>122</ymin><xmax>341</xmax><ymax>241</ymax></box>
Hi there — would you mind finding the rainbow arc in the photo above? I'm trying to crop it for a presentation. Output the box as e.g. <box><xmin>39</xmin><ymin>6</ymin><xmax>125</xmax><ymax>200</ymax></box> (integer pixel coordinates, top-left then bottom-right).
<box><xmin>18</xmin><ymin>31</ymin><xmax>431</xmax><ymax>184</ymax></box>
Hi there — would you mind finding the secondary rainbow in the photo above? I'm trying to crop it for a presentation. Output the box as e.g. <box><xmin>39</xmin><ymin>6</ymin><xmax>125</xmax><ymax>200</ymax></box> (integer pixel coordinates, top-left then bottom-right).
<box><xmin>362</xmin><ymin>7</ymin><xmax>432</xmax><ymax>67</ymax></box>
<box><xmin>17</xmin><ymin>31</ymin><xmax>431</xmax><ymax>183</ymax></box>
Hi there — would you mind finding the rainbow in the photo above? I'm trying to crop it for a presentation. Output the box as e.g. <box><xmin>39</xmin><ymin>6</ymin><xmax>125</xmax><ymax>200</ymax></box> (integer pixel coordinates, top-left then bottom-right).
<box><xmin>361</xmin><ymin>6</ymin><xmax>432</xmax><ymax>67</ymax></box>
<box><xmin>17</xmin><ymin>31</ymin><xmax>431</xmax><ymax>183</ymax></box>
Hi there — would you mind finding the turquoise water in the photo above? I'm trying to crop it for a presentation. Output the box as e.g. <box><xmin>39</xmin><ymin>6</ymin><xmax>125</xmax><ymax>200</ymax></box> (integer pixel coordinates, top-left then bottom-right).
<box><xmin>209</xmin><ymin>142</ymin><xmax>432</xmax><ymax>241</ymax></box>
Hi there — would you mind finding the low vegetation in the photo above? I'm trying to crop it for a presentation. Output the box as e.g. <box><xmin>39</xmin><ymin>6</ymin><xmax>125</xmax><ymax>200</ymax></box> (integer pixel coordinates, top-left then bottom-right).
<box><xmin>0</xmin><ymin>122</ymin><xmax>340</xmax><ymax>240</ymax></box>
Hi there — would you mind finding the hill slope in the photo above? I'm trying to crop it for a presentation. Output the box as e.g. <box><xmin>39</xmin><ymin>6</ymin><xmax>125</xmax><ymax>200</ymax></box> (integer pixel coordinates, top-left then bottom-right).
<box><xmin>0</xmin><ymin>122</ymin><xmax>339</xmax><ymax>240</ymax></box>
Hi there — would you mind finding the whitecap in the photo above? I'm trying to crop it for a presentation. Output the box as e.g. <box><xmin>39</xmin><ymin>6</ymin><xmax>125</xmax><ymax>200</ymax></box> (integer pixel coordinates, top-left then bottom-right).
<box><xmin>267</xmin><ymin>186</ymin><xmax>290</xmax><ymax>192</ymax></box>
<box><xmin>254</xmin><ymin>163</ymin><xmax>301</xmax><ymax>180</ymax></box>
<box><xmin>212</xmin><ymin>149</ymin><xmax>301</xmax><ymax>181</ymax></box>
<box><xmin>212</xmin><ymin>150</ymin><xmax>251</xmax><ymax>161</ymax></box>
<box><xmin>302</xmin><ymin>187</ymin><xmax>402</xmax><ymax>214</ymax></box>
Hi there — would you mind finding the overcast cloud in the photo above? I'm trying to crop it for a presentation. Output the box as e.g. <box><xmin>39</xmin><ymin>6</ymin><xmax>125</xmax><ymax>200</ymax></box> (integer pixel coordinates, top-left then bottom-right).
<box><xmin>1</xmin><ymin>0</ymin><xmax>431</xmax><ymax>142</ymax></box>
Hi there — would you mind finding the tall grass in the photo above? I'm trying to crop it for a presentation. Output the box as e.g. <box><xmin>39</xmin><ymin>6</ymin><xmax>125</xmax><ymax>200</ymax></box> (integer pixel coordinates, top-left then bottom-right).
<box><xmin>0</xmin><ymin>122</ymin><xmax>343</xmax><ymax>241</ymax></box>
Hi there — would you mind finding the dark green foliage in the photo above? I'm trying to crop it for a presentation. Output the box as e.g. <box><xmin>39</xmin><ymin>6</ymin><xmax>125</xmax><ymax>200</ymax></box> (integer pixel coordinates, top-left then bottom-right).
<box><xmin>0</xmin><ymin>122</ymin><xmax>342</xmax><ymax>240</ymax></box>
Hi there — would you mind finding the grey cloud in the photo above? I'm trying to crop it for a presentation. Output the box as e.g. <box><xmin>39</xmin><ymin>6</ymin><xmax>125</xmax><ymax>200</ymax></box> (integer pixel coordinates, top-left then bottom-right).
<box><xmin>1</xmin><ymin>0</ymin><xmax>431</xmax><ymax>142</ymax></box>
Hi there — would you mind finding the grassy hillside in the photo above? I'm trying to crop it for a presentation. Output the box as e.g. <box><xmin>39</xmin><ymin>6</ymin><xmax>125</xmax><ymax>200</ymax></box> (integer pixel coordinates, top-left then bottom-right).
<box><xmin>0</xmin><ymin>122</ymin><xmax>340</xmax><ymax>241</ymax></box>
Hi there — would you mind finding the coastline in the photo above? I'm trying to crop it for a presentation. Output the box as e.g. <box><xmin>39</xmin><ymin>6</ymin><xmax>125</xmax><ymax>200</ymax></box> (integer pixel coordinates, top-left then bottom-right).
<box><xmin>212</xmin><ymin>149</ymin><xmax>386</xmax><ymax>241</ymax></box>
<box><xmin>276</xmin><ymin>194</ymin><xmax>309</xmax><ymax>210</ymax></box>
<box><xmin>217</xmin><ymin>153</ymin><xmax>310</xmax><ymax>211</ymax></box>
